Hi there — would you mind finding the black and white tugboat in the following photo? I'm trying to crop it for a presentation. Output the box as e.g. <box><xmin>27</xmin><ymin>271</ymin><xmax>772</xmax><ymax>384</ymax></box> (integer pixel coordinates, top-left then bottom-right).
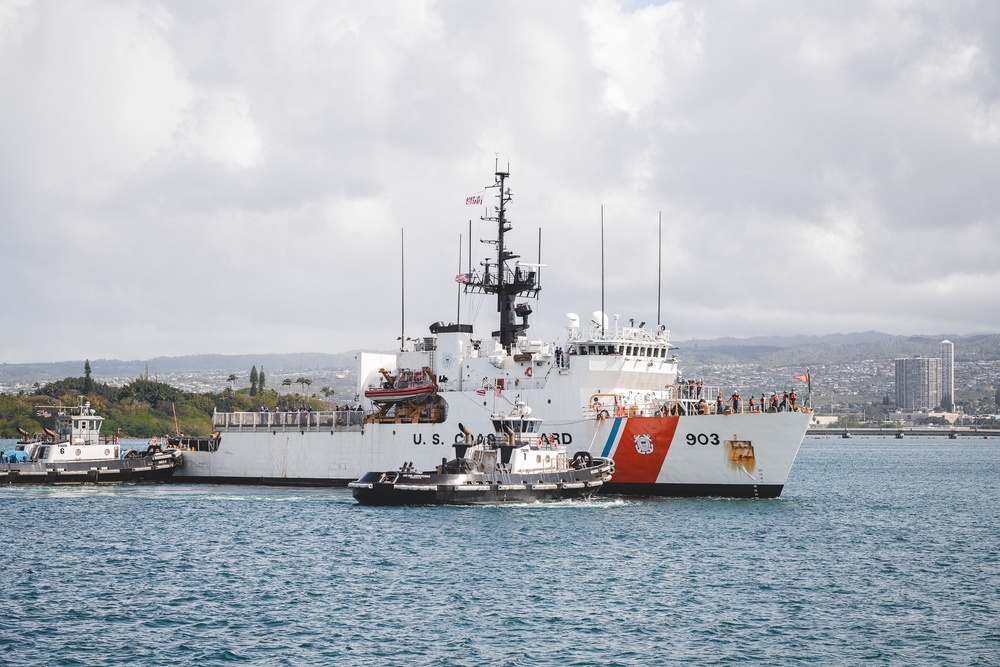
<box><xmin>0</xmin><ymin>400</ymin><xmax>183</xmax><ymax>484</ymax></box>
<box><xmin>349</xmin><ymin>400</ymin><xmax>613</xmax><ymax>505</ymax></box>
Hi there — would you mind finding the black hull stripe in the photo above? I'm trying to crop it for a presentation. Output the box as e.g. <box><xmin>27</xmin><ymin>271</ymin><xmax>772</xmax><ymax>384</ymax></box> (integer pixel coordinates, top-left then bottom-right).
<box><xmin>0</xmin><ymin>470</ymin><xmax>178</xmax><ymax>485</ymax></box>
<box><xmin>171</xmin><ymin>476</ymin><xmax>784</xmax><ymax>498</ymax></box>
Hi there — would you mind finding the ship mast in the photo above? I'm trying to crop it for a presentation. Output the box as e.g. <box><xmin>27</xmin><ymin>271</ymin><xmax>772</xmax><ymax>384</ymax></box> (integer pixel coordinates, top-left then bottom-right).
<box><xmin>464</xmin><ymin>166</ymin><xmax>540</xmax><ymax>353</ymax></box>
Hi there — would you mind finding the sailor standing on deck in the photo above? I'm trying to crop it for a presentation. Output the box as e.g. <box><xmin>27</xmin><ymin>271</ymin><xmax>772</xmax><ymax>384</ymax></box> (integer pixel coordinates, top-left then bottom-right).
<box><xmin>716</xmin><ymin>394</ymin><xmax>725</xmax><ymax>414</ymax></box>
<box><xmin>731</xmin><ymin>392</ymin><xmax>741</xmax><ymax>414</ymax></box>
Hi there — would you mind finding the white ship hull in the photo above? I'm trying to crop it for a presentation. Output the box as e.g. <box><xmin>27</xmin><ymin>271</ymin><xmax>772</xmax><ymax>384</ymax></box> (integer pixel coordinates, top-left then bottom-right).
<box><xmin>175</xmin><ymin>386</ymin><xmax>809</xmax><ymax>498</ymax></box>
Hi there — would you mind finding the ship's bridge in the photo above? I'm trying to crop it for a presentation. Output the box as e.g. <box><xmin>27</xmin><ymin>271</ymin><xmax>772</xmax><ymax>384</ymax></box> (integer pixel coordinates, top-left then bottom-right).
<box><xmin>53</xmin><ymin>402</ymin><xmax>104</xmax><ymax>446</ymax></box>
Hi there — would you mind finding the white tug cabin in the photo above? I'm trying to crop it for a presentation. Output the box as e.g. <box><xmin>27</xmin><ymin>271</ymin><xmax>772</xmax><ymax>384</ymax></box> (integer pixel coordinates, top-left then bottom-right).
<box><xmin>13</xmin><ymin>401</ymin><xmax>120</xmax><ymax>464</ymax></box>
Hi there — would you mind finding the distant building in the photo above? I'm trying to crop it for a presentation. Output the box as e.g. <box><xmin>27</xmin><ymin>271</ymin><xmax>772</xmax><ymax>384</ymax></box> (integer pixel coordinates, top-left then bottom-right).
<box><xmin>940</xmin><ymin>340</ymin><xmax>955</xmax><ymax>412</ymax></box>
<box><xmin>895</xmin><ymin>356</ymin><xmax>941</xmax><ymax>411</ymax></box>
<box><xmin>888</xmin><ymin>410</ymin><xmax>959</xmax><ymax>425</ymax></box>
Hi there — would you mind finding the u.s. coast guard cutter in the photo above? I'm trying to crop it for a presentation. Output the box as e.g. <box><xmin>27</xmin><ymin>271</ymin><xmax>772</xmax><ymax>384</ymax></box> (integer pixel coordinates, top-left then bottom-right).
<box><xmin>174</xmin><ymin>167</ymin><xmax>811</xmax><ymax>498</ymax></box>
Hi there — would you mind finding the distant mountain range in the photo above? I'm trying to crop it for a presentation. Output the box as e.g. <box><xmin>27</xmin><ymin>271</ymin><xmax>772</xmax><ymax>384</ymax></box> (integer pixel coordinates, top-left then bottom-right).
<box><xmin>0</xmin><ymin>352</ymin><xmax>369</xmax><ymax>387</ymax></box>
<box><xmin>683</xmin><ymin>330</ymin><xmax>899</xmax><ymax>349</ymax></box>
<box><xmin>2</xmin><ymin>332</ymin><xmax>999</xmax><ymax>388</ymax></box>
<box><xmin>676</xmin><ymin>332</ymin><xmax>1000</xmax><ymax>370</ymax></box>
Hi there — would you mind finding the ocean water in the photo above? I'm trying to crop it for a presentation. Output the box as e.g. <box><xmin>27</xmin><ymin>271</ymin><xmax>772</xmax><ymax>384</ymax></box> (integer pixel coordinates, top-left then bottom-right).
<box><xmin>1</xmin><ymin>436</ymin><xmax>998</xmax><ymax>666</ymax></box>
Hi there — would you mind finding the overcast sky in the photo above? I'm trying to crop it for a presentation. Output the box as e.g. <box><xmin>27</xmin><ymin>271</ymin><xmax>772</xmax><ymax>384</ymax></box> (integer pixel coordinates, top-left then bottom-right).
<box><xmin>2</xmin><ymin>0</ymin><xmax>999</xmax><ymax>364</ymax></box>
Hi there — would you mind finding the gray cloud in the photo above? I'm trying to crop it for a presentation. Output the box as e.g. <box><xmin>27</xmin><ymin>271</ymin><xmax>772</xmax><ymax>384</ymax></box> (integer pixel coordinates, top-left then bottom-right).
<box><xmin>1</xmin><ymin>0</ymin><xmax>998</xmax><ymax>363</ymax></box>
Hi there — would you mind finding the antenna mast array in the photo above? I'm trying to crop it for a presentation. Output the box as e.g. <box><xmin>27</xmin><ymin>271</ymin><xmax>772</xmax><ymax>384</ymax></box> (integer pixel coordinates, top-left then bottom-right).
<box><xmin>463</xmin><ymin>165</ymin><xmax>541</xmax><ymax>352</ymax></box>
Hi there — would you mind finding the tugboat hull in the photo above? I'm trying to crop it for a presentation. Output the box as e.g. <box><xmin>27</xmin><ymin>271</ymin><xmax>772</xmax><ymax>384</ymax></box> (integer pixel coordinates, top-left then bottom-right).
<box><xmin>350</xmin><ymin>458</ymin><xmax>613</xmax><ymax>506</ymax></box>
<box><xmin>0</xmin><ymin>451</ymin><xmax>183</xmax><ymax>485</ymax></box>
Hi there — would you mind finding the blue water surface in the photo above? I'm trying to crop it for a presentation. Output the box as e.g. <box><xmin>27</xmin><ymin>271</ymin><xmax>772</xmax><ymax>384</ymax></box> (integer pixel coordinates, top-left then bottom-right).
<box><xmin>1</xmin><ymin>437</ymin><xmax>998</xmax><ymax>666</ymax></box>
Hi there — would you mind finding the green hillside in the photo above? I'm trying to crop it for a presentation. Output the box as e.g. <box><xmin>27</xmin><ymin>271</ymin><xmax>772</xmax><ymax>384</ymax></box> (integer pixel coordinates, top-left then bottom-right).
<box><xmin>0</xmin><ymin>375</ymin><xmax>327</xmax><ymax>440</ymax></box>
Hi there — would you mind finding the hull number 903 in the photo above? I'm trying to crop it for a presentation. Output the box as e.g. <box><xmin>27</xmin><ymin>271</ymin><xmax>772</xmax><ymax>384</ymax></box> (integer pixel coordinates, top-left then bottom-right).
<box><xmin>686</xmin><ymin>433</ymin><xmax>721</xmax><ymax>446</ymax></box>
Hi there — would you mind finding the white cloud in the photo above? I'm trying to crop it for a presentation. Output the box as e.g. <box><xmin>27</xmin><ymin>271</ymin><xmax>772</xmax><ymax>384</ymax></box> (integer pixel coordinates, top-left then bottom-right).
<box><xmin>170</xmin><ymin>89</ymin><xmax>264</xmax><ymax>170</ymax></box>
<box><xmin>0</xmin><ymin>2</ymin><xmax>192</xmax><ymax>201</ymax></box>
<box><xmin>584</xmin><ymin>0</ymin><xmax>704</xmax><ymax>120</ymax></box>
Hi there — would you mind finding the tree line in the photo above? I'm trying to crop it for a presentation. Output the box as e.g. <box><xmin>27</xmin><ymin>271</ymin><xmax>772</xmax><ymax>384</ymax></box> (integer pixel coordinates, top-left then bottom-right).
<box><xmin>0</xmin><ymin>362</ymin><xmax>336</xmax><ymax>439</ymax></box>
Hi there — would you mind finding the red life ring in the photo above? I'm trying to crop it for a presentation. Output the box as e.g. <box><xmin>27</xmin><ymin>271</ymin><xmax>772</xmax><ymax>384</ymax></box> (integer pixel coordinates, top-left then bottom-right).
<box><xmin>525</xmin><ymin>367</ymin><xmax>533</xmax><ymax>377</ymax></box>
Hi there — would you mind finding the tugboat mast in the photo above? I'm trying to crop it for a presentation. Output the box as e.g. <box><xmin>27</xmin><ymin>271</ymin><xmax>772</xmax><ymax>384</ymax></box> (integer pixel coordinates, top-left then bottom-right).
<box><xmin>465</xmin><ymin>166</ymin><xmax>540</xmax><ymax>353</ymax></box>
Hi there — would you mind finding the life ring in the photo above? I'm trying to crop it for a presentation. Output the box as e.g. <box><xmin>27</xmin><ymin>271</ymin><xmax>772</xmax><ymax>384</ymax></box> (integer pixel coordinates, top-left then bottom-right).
<box><xmin>525</xmin><ymin>367</ymin><xmax>533</xmax><ymax>377</ymax></box>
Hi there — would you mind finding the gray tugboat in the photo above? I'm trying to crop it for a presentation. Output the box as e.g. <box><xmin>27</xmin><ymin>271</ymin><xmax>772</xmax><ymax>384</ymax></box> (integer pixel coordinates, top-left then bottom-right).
<box><xmin>1</xmin><ymin>400</ymin><xmax>183</xmax><ymax>484</ymax></box>
<box><xmin>349</xmin><ymin>400</ymin><xmax>613</xmax><ymax>505</ymax></box>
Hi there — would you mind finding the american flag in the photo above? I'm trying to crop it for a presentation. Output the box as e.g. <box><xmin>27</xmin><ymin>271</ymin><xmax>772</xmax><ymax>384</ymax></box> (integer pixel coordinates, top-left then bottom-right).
<box><xmin>455</xmin><ymin>273</ymin><xmax>471</xmax><ymax>284</ymax></box>
<box><xmin>35</xmin><ymin>410</ymin><xmax>51</xmax><ymax>418</ymax></box>
<box><xmin>494</xmin><ymin>387</ymin><xmax>501</xmax><ymax>397</ymax></box>
<box><xmin>475</xmin><ymin>388</ymin><xmax>487</xmax><ymax>396</ymax></box>
<box><xmin>465</xmin><ymin>192</ymin><xmax>483</xmax><ymax>205</ymax></box>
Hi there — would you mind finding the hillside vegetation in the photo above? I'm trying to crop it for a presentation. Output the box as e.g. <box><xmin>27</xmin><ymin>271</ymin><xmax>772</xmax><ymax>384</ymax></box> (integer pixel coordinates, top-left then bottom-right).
<box><xmin>0</xmin><ymin>375</ymin><xmax>326</xmax><ymax>439</ymax></box>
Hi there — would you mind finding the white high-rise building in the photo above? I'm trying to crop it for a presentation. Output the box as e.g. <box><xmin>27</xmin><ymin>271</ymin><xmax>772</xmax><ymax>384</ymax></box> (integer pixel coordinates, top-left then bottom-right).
<box><xmin>940</xmin><ymin>340</ymin><xmax>955</xmax><ymax>412</ymax></box>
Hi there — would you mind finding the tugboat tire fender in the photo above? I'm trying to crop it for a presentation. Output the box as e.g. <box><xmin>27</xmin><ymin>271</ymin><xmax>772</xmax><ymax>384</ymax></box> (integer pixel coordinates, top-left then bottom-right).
<box><xmin>572</xmin><ymin>451</ymin><xmax>593</xmax><ymax>468</ymax></box>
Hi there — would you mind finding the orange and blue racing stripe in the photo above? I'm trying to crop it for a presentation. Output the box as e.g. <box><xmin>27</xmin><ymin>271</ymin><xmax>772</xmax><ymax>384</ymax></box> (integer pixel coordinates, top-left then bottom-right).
<box><xmin>600</xmin><ymin>416</ymin><xmax>680</xmax><ymax>484</ymax></box>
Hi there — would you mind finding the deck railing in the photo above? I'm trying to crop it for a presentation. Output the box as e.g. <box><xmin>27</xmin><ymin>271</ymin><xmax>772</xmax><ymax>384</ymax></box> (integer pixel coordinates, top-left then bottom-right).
<box><xmin>212</xmin><ymin>410</ymin><xmax>365</xmax><ymax>432</ymax></box>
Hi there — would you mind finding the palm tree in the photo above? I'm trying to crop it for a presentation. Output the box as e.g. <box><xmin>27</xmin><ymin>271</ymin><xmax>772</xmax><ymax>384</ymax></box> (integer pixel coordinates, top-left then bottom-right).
<box><xmin>297</xmin><ymin>377</ymin><xmax>312</xmax><ymax>395</ymax></box>
<box><xmin>227</xmin><ymin>374</ymin><xmax>238</xmax><ymax>391</ymax></box>
<box><xmin>282</xmin><ymin>378</ymin><xmax>293</xmax><ymax>394</ymax></box>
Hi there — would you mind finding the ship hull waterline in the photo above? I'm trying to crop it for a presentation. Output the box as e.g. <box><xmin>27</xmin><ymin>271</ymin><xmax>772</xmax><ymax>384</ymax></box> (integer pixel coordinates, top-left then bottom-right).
<box><xmin>1</xmin><ymin>457</ymin><xmax>182</xmax><ymax>485</ymax></box>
